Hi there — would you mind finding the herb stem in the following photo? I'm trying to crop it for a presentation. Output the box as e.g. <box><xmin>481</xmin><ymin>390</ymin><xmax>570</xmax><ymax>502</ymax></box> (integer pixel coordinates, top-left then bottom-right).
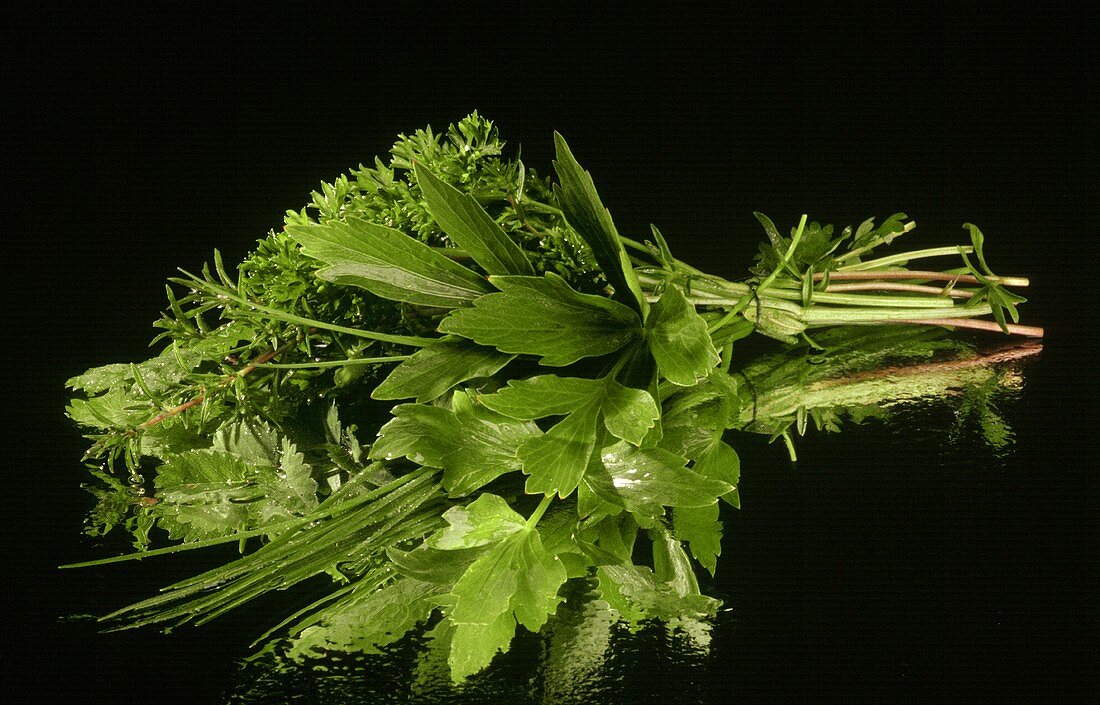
<box><xmin>256</xmin><ymin>355</ymin><xmax>410</xmax><ymax>369</ymax></box>
<box><xmin>526</xmin><ymin>494</ymin><xmax>555</xmax><ymax>527</ymax></box>
<box><xmin>823</xmin><ymin>282</ymin><xmax>974</xmax><ymax>298</ymax></box>
<box><xmin>895</xmin><ymin>318</ymin><xmax>1045</xmax><ymax>337</ymax></box>
<box><xmin>181</xmin><ymin>273</ymin><xmax>437</xmax><ymax>347</ymax></box>
<box><xmin>815</xmin><ymin>270</ymin><xmax>1030</xmax><ymax>287</ymax></box>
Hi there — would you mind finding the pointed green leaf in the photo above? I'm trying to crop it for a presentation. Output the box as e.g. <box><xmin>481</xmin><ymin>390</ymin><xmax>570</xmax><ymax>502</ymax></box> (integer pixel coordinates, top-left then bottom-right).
<box><xmin>693</xmin><ymin>438</ymin><xmax>741</xmax><ymax>496</ymax></box>
<box><xmin>387</xmin><ymin>544</ymin><xmax>486</xmax><ymax>585</ymax></box>
<box><xmin>438</xmin><ymin>273</ymin><xmax>641</xmax><ymax>366</ymax></box>
<box><xmin>370</xmin><ymin>399</ymin><xmax>538</xmax><ymax>497</ymax></box>
<box><xmin>963</xmin><ymin>222</ymin><xmax>992</xmax><ymax>275</ymax></box>
<box><xmin>288</xmin><ymin>578</ymin><xmax>442</xmax><ymax>658</ymax></box>
<box><xmin>646</xmin><ymin>285</ymin><xmax>720</xmax><ymax>386</ymax></box>
<box><xmin>152</xmin><ymin>449</ymin><xmax>255</xmax><ymax>540</ymax></box>
<box><xmin>450</xmin><ymin>539</ymin><xmax>521</xmax><ymax>626</ymax></box>
<box><xmin>519</xmin><ymin>401</ymin><xmax>601</xmax><ymax>497</ymax></box>
<box><xmin>287</xmin><ymin>217</ymin><xmax>490</xmax><ymax>307</ymax></box>
<box><xmin>448</xmin><ymin>610</ymin><xmax>516</xmax><ymax>682</ymax></box>
<box><xmin>415</xmin><ymin>164</ymin><xmax>534</xmax><ymax>276</ymax></box>
<box><xmin>601</xmin><ymin>381</ymin><xmax>660</xmax><ymax>445</ymax></box>
<box><xmin>510</xmin><ymin>529</ymin><xmax>568</xmax><ymax>632</ymax></box>
<box><xmin>478</xmin><ymin>375</ymin><xmax>604</xmax><ymax>419</ymax></box>
<box><xmin>753</xmin><ymin>211</ymin><xmax>784</xmax><ymax>249</ymax></box>
<box><xmin>672</xmin><ymin>504</ymin><xmax>722</xmax><ymax>576</ymax></box>
<box><xmin>598</xmin><ymin>564</ymin><xmax>719</xmax><ymax>623</ymax></box>
<box><xmin>589</xmin><ymin>441</ymin><xmax>732</xmax><ymax>518</ymax></box>
<box><xmin>553</xmin><ymin>132</ymin><xmax>643</xmax><ymax>311</ymax></box>
<box><xmin>373</xmin><ymin>337</ymin><xmax>515</xmax><ymax>403</ymax></box>
<box><xmin>480</xmin><ymin>374</ymin><xmax>658</xmax><ymax>446</ymax></box>
<box><xmin>428</xmin><ymin>494</ymin><xmax>527</xmax><ymax>550</ymax></box>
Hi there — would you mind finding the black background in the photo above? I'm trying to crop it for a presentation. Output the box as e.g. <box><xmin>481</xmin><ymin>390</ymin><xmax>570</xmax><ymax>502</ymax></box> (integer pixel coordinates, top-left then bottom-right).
<box><xmin>11</xmin><ymin>3</ymin><xmax>1096</xmax><ymax>703</ymax></box>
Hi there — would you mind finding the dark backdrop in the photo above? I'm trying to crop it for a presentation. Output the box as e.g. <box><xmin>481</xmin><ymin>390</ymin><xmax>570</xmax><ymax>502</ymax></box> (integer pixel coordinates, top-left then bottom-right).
<box><xmin>12</xmin><ymin>4</ymin><xmax>1095</xmax><ymax>703</ymax></box>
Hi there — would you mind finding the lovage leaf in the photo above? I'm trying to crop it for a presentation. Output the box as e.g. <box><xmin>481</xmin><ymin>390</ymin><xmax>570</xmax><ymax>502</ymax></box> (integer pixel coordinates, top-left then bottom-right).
<box><xmin>415</xmin><ymin>163</ymin><xmax>535</xmax><ymax>276</ymax></box>
<box><xmin>428</xmin><ymin>494</ymin><xmax>527</xmax><ymax>550</ymax></box>
<box><xmin>449</xmin><ymin>610</ymin><xmax>517</xmax><ymax>683</ymax></box>
<box><xmin>373</xmin><ymin>336</ymin><xmax>515</xmax><ymax>403</ymax></box>
<box><xmin>447</xmin><ymin>525</ymin><xmax>567</xmax><ymax>679</ymax></box>
<box><xmin>478</xmin><ymin>374</ymin><xmax>661</xmax><ymax>497</ymax></box>
<box><xmin>479</xmin><ymin>374</ymin><xmax>660</xmax><ymax>446</ymax></box>
<box><xmin>370</xmin><ymin>394</ymin><xmax>538</xmax><ymax>497</ymax></box>
<box><xmin>438</xmin><ymin>273</ymin><xmax>641</xmax><ymax>366</ymax></box>
<box><xmin>585</xmin><ymin>441</ymin><xmax>732</xmax><ymax>518</ymax></box>
<box><xmin>288</xmin><ymin>577</ymin><xmax>443</xmax><ymax>659</ymax></box>
<box><xmin>388</xmin><ymin>544</ymin><xmax>487</xmax><ymax>585</ymax></box>
<box><xmin>287</xmin><ymin>217</ymin><xmax>490</xmax><ymax>308</ymax></box>
<box><xmin>646</xmin><ymin>284</ymin><xmax>720</xmax><ymax>386</ymax></box>
<box><xmin>672</xmin><ymin>503</ymin><xmax>723</xmax><ymax>576</ymax></box>
<box><xmin>518</xmin><ymin>401</ymin><xmax>601</xmax><ymax>498</ymax></box>
<box><xmin>477</xmin><ymin>375</ymin><xmax>604</xmax><ymax>419</ymax></box>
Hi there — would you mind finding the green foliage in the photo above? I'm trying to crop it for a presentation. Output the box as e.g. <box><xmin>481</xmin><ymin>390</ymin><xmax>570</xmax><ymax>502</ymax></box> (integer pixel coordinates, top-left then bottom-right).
<box><xmin>63</xmin><ymin>114</ymin><xmax>1038</xmax><ymax>684</ymax></box>
<box><xmin>438</xmin><ymin>273</ymin><xmax>641</xmax><ymax>366</ymax></box>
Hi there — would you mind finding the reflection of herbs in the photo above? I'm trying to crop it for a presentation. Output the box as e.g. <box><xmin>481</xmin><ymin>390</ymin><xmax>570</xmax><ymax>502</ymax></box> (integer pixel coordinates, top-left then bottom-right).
<box><xmin>731</xmin><ymin>327</ymin><xmax>1038</xmax><ymax>455</ymax></box>
<box><xmin>65</xmin><ymin>114</ymin><xmax>1040</xmax><ymax>683</ymax></box>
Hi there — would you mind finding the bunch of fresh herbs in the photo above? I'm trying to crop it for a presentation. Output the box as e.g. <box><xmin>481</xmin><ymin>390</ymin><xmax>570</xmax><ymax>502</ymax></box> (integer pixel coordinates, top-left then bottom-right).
<box><xmin>64</xmin><ymin>113</ymin><xmax>1039</xmax><ymax>681</ymax></box>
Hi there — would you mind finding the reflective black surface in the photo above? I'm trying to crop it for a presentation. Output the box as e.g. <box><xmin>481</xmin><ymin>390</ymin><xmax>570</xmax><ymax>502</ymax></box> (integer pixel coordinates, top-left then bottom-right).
<box><xmin>16</xmin><ymin>6</ymin><xmax>1093</xmax><ymax>704</ymax></box>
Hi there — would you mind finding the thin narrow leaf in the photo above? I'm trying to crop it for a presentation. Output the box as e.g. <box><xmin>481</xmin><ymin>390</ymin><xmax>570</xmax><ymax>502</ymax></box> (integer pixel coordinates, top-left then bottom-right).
<box><xmin>288</xmin><ymin>217</ymin><xmax>490</xmax><ymax>307</ymax></box>
<box><xmin>415</xmin><ymin>164</ymin><xmax>534</xmax><ymax>276</ymax></box>
<box><xmin>552</xmin><ymin>132</ymin><xmax>643</xmax><ymax>311</ymax></box>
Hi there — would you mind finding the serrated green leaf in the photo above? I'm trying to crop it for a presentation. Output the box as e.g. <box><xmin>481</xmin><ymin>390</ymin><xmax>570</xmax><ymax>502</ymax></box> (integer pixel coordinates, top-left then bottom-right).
<box><xmin>288</xmin><ymin>217</ymin><xmax>490</xmax><ymax>307</ymax></box>
<box><xmin>415</xmin><ymin>163</ymin><xmax>534</xmax><ymax>276</ymax></box>
<box><xmin>672</xmin><ymin>504</ymin><xmax>722</xmax><ymax>576</ymax></box>
<box><xmin>450</xmin><ymin>539</ymin><xmax>521</xmax><ymax>625</ymax></box>
<box><xmin>587</xmin><ymin>441</ymin><xmax>732</xmax><ymax>518</ymax></box>
<box><xmin>438</xmin><ymin>273</ymin><xmax>641</xmax><ymax>366</ymax></box>
<box><xmin>288</xmin><ymin>578</ymin><xmax>442</xmax><ymax>659</ymax></box>
<box><xmin>66</xmin><ymin>346</ymin><xmax>200</xmax><ymax>395</ymax></box>
<box><xmin>601</xmin><ymin>380</ymin><xmax>660</xmax><ymax>445</ymax></box>
<box><xmin>646</xmin><ymin>285</ymin><xmax>720</xmax><ymax>386</ymax></box>
<box><xmin>373</xmin><ymin>337</ymin><xmax>515</xmax><ymax>403</ymax></box>
<box><xmin>255</xmin><ymin>438</ymin><xmax>318</xmax><ymax>520</ymax></box>
<box><xmin>598</xmin><ymin>563</ymin><xmax>719</xmax><ymax>623</ymax></box>
<box><xmin>448</xmin><ymin>610</ymin><xmax>516</xmax><ymax>682</ymax></box>
<box><xmin>477</xmin><ymin>375</ymin><xmax>604</xmax><ymax>419</ymax></box>
<box><xmin>428</xmin><ymin>494</ymin><xmax>527</xmax><ymax>550</ymax></box>
<box><xmin>152</xmin><ymin>449</ymin><xmax>257</xmax><ymax>540</ymax></box>
<box><xmin>152</xmin><ymin>438</ymin><xmax>317</xmax><ymax>542</ymax></box>
<box><xmin>693</xmin><ymin>438</ymin><xmax>741</xmax><ymax>496</ymax></box>
<box><xmin>212</xmin><ymin>418</ymin><xmax>281</xmax><ymax>466</ymax></box>
<box><xmin>519</xmin><ymin>400</ymin><xmax>601</xmax><ymax>498</ymax></box>
<box><xmin>552</xmin><ymin>132</ymin><xmax>642</xmax><ymax>311</ymax></box>
<box><xmin>479</xmin><ymin>374</ymin><xmax>658</xmax><ymax>447</ymax></box>
<box><xmin>659</xmin><ymin>372</ymin><xmax>742</xmax><ymax>458</ymax></box>
<box><xmin>66</xmin><ymin>387</ymin><xmax>152</xmax><ymax>429</ymax></box>
<box><xmin>387</xmin><ymin>544</ymin><xmax>486</xmax><ymax>585</ymax></box>
<box><xmin>509</xmin><ymin>529</ymin><xmax>568</xmax><ymax>632</ymax></box>
<box><xmin>370</xmin><ymin>397</ymin><xmax>538</xmax><ymax>497</ymax></box>
<box><xmin>446</xmin><ymin>524</ymin><xmax>566</xmax><ymax>680</ymax></box>
<box><xmin>576</xmin><ymin>513</ymin><xmax>638</xmax><ymax>565</ymax></box>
